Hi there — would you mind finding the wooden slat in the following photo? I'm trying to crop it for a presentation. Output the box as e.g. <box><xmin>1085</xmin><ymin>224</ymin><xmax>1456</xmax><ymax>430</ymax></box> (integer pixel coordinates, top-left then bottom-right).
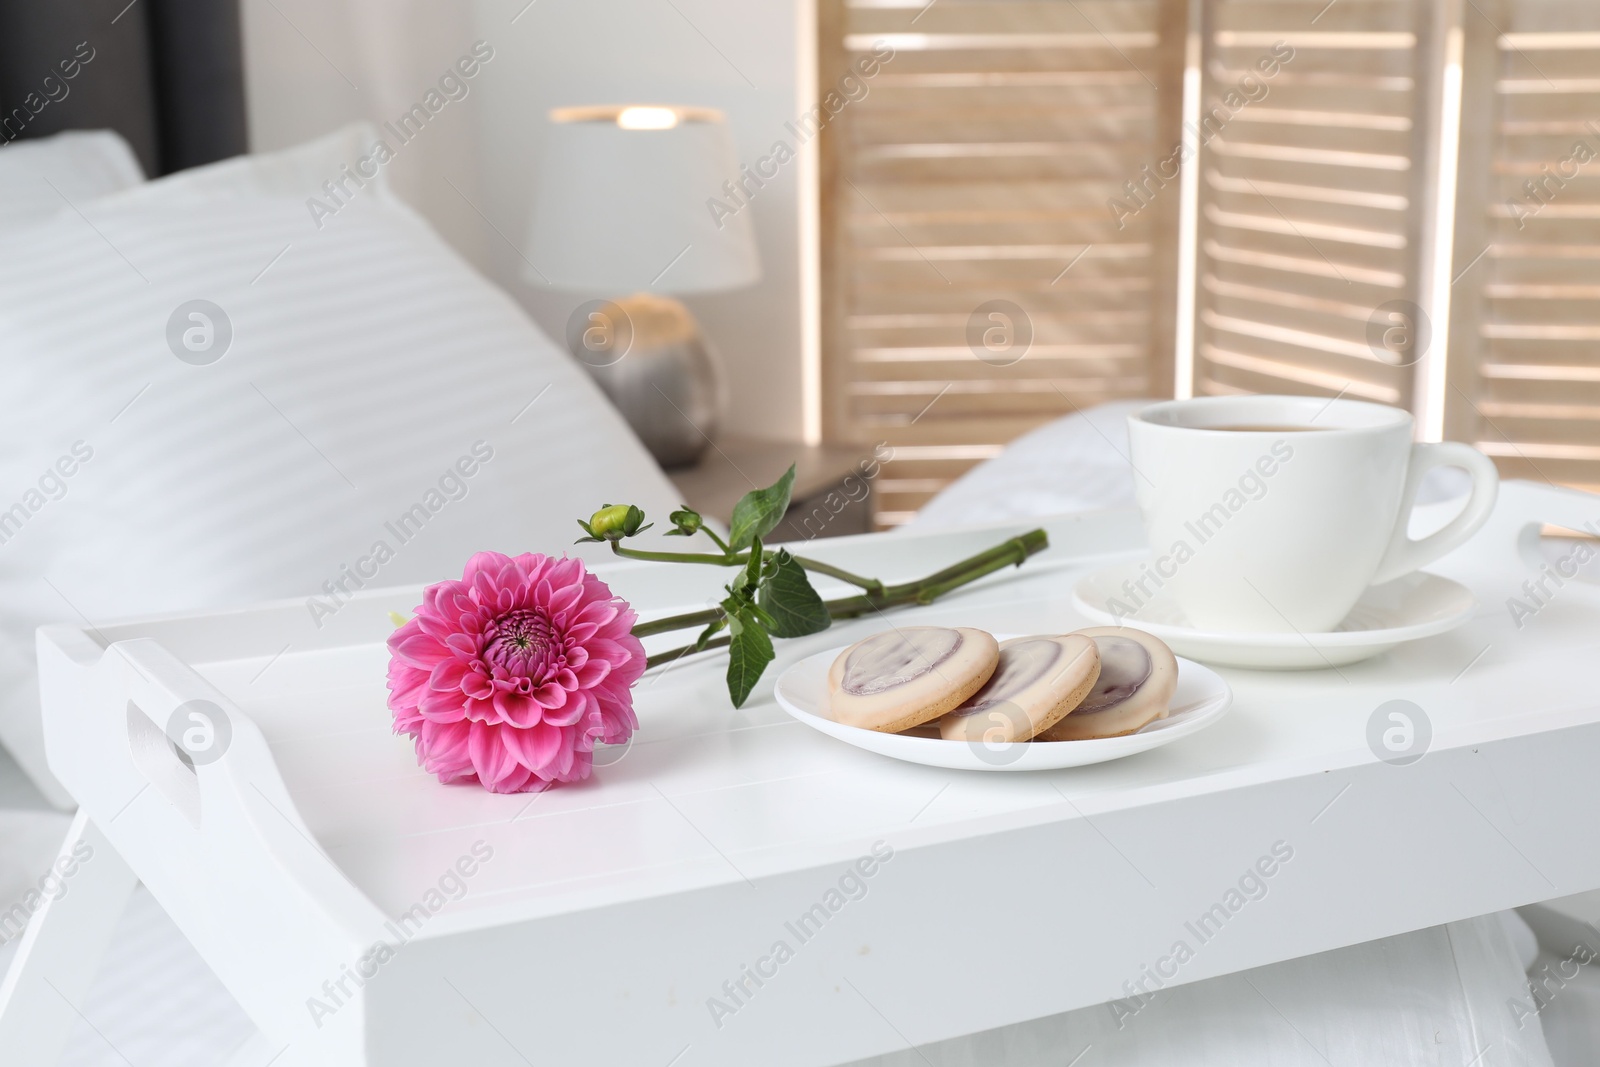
<box><xmin>819</xmin><ymin>0</ymin><xmax>1183</xmax><ymax>524</ymax></box>
<box><xmin>1192</xmin><ymin>0</ymin><xmax>1429</xmax><ymax>407</ymax></box>
<box><xmin>1444</xmin><ymin>0</ymin><xmax>1600</xmax><ymax>491</ymax></box>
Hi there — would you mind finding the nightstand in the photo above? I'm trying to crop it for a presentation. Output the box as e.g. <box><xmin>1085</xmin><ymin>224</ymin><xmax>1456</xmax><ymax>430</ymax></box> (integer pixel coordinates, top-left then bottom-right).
<box><xmin>667</xmin><ymin>437</ymin><xmax>881</xmax><ymax>542</ymax></box>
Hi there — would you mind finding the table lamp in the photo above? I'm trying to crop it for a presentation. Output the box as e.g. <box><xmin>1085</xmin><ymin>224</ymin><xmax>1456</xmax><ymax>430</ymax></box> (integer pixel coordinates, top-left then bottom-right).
<box><xmin>526</xmin><ymin>104</ymin><xmax>762</xmax><ymax>468</ymax></box>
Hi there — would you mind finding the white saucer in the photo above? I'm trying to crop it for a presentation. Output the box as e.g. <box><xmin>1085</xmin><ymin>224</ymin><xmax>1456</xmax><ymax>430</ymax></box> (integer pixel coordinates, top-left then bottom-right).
<box><xmin>1072</xmin><ymin>560</ymin><xmax>1478</xmax><ymax>670</ymax></box>
<box><xmin>772</xmin><ymin>636</ymin><xmax>1232</xmax><ymax>772</ymax></box>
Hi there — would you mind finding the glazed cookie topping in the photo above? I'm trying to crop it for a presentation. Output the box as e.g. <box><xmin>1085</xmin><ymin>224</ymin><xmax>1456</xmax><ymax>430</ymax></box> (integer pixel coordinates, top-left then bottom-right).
<box><xmin>839</xmin><ymin>628</ymin><xmax>964</xmax><ymax>696</ymax></box>
<box><xmin>1037</xmin><ymin>626</ymin><xmax>1178</xmax><ymax>741</ymax></box>
<box><xmin>828</xmin><ymin>626</ymin><xmax>1000</xmax><ymax>734</ymax></box>
<box><xmin>954</xmin><ymin>637</ymin><xmax>1061</xmax><ymax>713</ymax></box>
<box><xmin>940</xmin><ymin>635</ymin><xmax>1100</xmax><ymax>744</ymax></box>
<box><xmin>1075</xmin><ymin>635</ymin><xmax>1152</xmax><ymax>714</ymax></box>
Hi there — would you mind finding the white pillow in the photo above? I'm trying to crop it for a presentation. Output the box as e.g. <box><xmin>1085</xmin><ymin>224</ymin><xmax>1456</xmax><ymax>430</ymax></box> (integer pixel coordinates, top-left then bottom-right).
<box><xmin>0</xmin><ymin>129</ymin><xmax>144</xmax><ymax>231</ymax></box>
<box><xmin>909</xmin><ymin>400</ymin><xmax>1151</xmax><ymax>530</ymax></box>
<box><xmin>0</xmin><ymin>125</ymin><xmax>680</xmax><ymax>805</ymax></box>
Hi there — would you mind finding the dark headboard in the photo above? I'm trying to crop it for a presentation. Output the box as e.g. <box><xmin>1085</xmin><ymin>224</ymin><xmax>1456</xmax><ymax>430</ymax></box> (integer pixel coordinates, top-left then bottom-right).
<box><xmin>0</xmin><ymin>0</ymin><xmax>247</xmax><ymax>175</ymax></box>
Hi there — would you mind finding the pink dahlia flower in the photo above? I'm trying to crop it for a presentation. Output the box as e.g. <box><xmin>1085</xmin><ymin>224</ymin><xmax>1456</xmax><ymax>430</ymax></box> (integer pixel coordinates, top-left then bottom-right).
<box><xmin>386</xmin><ymin>552</ymin><xmax>646</xmax><ymax>793</ymax></box>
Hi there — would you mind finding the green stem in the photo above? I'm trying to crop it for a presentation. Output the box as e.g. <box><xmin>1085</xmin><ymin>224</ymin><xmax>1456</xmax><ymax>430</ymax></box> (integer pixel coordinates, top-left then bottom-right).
<box><xmin>612</xmin><ymin>544</ymin><xmax>746</xmax><ymax>566</ymax></box>
<box><xmin>638</xmin><ymin>529</ymin><xmax>1049</xmax><ymax>669</ymax></box>
<box><xmin>645</xmin><ymin>634</ymin><xmax>732</xmax><ymax>670</ymax></box>
<box><xmin>821</xmin><ymin>530</ymin><xmax>1048</xmax><ymax>620</ymax></box>
<box><xmin>616</xmin><ymin>542</ymin><xmax>890</xmax><ymax>596</ymax></box>
<box><xmin>788</xmin><ymin>555</ymin><xmax>887</xmax><ymax>596</ymax></box>
<box><xmin>632</xmin><ymin>606</ymin><xmax>726</xmax><ymax>638</ymax></box>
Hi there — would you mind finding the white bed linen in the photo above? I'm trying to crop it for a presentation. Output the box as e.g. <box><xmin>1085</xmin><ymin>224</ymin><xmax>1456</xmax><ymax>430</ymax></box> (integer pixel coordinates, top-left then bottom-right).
<box><xmin>0</xmin><ymin>125</ymin><xmax>681</xmax><ymax>806</ymax></box>
<box><xmin>0</xmin><ymin>131</ymin><xmax>144</xmax><ymax>231</ymax></box>
<box><xmin>907</xmin><ymin>400</ymin><xmax>1147</xmax><ymax>531</ymax></box>
<box><xmin>908</xmin><ymin>398</ymin><xmax>1471</xmax><ymax>534</ymax></box>
<box><xmin>0</xmin><ymin>885</ymin><xmax>253</xmax><ymax>1067</ymax></box>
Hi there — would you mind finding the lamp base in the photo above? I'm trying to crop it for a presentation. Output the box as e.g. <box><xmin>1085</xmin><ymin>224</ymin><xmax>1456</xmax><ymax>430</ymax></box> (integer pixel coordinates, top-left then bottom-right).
<box><xmin>569</xmin><ymin>292</ymin><xmax>727</xmax><ymax>470</ymax></box>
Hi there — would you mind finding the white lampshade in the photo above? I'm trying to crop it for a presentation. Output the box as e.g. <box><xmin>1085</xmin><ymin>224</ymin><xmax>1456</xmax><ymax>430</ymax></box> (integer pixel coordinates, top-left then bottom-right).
<box><xmin>526</xmin><ymin>105</ymin><xmax>762</xmax><ymax>294</ymax></box>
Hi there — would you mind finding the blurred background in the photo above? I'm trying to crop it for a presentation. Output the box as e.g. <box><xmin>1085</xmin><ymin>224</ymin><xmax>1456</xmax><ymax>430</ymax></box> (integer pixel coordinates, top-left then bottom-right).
<box><xmin>5</xmin><ymin>0</ymin><xmax>1597</xmax><ymax>528</ymax></box>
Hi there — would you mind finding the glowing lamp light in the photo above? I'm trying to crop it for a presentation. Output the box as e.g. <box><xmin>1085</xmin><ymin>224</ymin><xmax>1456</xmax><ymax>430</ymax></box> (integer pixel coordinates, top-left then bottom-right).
<box><xmin>616</xmin><ymin>106</ymin><xmax>680</xmax><ymax>131</ymax></box>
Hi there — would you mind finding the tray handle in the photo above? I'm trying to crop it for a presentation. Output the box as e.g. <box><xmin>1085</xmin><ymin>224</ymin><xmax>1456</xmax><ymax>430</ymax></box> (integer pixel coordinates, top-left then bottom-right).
<box><xmin>39</xmin><ymin>632</ymin><xmax>387</xmax><ymax>947</ymax></box>
<box><xmin>125</xmin><ymin>697</ymin><xmax>202</xmax><ymax>828</ymax></box>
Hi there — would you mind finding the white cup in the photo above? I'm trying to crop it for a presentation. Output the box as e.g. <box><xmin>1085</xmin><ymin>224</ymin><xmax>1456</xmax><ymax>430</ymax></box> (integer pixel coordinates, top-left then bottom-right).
<box><xmin>1126</xmin><ymin>395</ymin><xmax>1499</xmax><ymax>633</ymax></box>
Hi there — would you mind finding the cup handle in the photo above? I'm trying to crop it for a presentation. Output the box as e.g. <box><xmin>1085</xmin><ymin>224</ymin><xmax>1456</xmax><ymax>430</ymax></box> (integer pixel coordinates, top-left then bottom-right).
<box><xmin>1370</xmin><ymin>442</ymin><xmax>1500</xmax><ymax>585</ymax></box>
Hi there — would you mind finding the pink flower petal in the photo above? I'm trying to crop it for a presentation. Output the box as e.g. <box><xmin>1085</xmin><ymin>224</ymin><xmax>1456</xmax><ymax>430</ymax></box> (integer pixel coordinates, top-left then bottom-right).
<box><xmin>563</xmin><ymin>622</ymin><xmax>600</xmax><ymax>646</ymax></box>
<box><xmin>462</xmin><ymin>551</ymin><xmax>514</xmax><ymax>583</ymax></box>
<box><xmin>572</xmin><ymin>601</ymin><xmax>619</xmax><ymax>630</ymax></box>
<box><xmin>574</xmin><ymin>658</ymin><xmax>611</xmax><ymax>688</ymax></box>
<box><xmin>429</xmin><ymin>659</ymin><xmax>470</xmax><ymax>692</ymax></box>
<box><xmin>469</xmin><ymin>720</ymin><xmax>520</xmax><ymax>785</ymax></box>
<box><xmin>542</xmin><ymin>689</ymin><xmax>588</xmax><ymax>728</ymax></box>
<box><xmin>533</xmin><ymin>682</ymin><xmax>568</xmax><ymax>709</ymax></box>
<box><xmin>493</xmin><ymin>689</ymin><xmax>542</xmax><ymax>729</ymax></box>
<box><xmin>461</xmin><ymin>669</ymin><xmax>494</xmax><ymax>700</ymax></box>
<box><xmin>503</xmin><ymin>720</ymin><xmax>563</xmax><ymax>774</ymax></box>
<box><xmin>392</xmin><ymin>633</ymin><xmax>450</xmax><ymax>669</ymax></box>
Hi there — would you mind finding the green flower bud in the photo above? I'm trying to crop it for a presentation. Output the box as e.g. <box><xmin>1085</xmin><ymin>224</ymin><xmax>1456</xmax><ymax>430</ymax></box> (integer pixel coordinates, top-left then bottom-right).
<box><xmin>667</xmin><ymin>506</ymin><xmax>704</xmax><ymax>537</ymax></box>
<box><xmin>576</xmin><ymin>504</ymin><xmax>651</xmax><ymax>544</ymax></box>
<box><xmin>589</xmin><ymin>504</ymin><xmax>634</xmax><ymax>537</ymax></box>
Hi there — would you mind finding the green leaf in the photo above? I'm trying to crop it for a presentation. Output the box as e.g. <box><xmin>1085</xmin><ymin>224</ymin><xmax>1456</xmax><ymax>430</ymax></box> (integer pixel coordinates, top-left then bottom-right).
<box><xmin>727</xmin><ymin>465</ymin><xmax>796</xmax><ymax>550</ymax></box>
<box><xmin>693</xmin><ymin>618</ymin><xmax>726</xmax><ymax>651</ymax></box>
<box><xmin>726</xmin><ymin>606</ymin><xmax>775</xmax><ymax>708</ymax></box>
<box><xmin>741</xmin><ymin>535</ymin><xmax>765</xmax><ymax>593</ymax></box>
<box><xmin>758</xmin><ymin>549</ymin><xmax>831</xmax><ymax>638</ymax></box>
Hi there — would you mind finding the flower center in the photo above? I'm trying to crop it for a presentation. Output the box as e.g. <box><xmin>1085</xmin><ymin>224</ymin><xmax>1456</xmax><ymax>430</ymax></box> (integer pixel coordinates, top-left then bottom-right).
<box><xmin>485</xmin><ymin>609</ymin><xmax>558</xmax><ymax>678</ymax></box>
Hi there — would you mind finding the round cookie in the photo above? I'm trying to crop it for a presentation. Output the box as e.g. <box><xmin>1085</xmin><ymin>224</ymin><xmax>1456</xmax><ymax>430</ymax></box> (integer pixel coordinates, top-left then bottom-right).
<box><xmin>1037</xmin><ymin>626</ymin><xmax>1178</xmax><ymax>741</ymax></box>
<box><xmin>828</xmin><ymin>627</ymin><xmax>1000</xmax><ymax>733</ymax></box>
<box><xmin>938</xmin><ymin>635</ymin><xmax>1100</xmax><ymax>744</ymax></box>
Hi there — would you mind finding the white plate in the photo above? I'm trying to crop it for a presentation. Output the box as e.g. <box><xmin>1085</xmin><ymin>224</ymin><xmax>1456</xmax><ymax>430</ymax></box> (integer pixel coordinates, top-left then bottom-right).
<box><xmin>772</xmin><ymin>636</ymin><xmax>1232</xmax><ymax>772</ymax></box>
<box><xmin>1072</xmin><ymin>560</ymin><xmax>1478</xmax><ymax>670</ymax></box>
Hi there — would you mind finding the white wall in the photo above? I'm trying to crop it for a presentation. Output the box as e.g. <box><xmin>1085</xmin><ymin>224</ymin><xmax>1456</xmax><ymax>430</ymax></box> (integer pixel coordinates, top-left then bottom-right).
<box><xmin>240</xmin><ymin>0</ymin><xmax>810</xmax><ymax>442</ymax></box>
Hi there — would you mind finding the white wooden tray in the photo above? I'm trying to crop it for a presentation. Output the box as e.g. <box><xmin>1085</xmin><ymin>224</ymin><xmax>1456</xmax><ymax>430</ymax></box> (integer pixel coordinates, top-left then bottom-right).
<box><xmin>17</xmin><ymin>480</ymin><xmax>1600</xmax><ymax>1066</ymax></box>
